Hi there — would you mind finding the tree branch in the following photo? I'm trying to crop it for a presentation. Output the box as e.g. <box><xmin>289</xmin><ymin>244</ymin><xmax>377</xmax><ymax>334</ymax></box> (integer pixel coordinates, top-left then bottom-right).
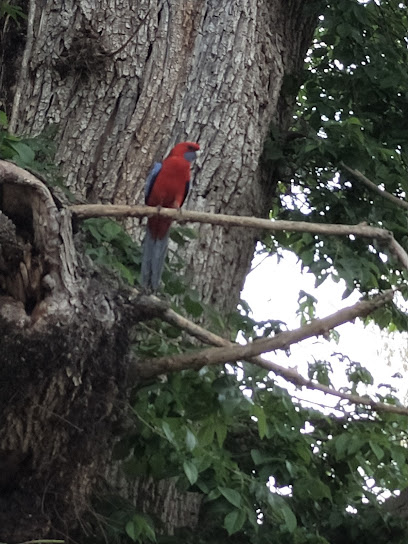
<box><xmin>72</xmin><ymin>200</ymin><xmax>408</xmax><ymax>414</ymax></box>
<box><xmin>1</xmin><ymin>168</ymin><xmax>398</xmax><ymax>413</ymax></box>
<box><xmin>138</xmin><ymin>291</ymin><xmax>393</xmax><ymax>372</ymax></box>
<box><xmin>131</xmin><ymin>290</ymin><xmax>408</xmax><ymax>415</ymax></box>
<box><xmin>341</xmin><ymin>162</ymin><xmax>408</xmax><ymax>212</ymax></box>
<box><xmin>70</xmin><ymin>203</ymin><xmax>408</xmax><ymax>271</ymax></box>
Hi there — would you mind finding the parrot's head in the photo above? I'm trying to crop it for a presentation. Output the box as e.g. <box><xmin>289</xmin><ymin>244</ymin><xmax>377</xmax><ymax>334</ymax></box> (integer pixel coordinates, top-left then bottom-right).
<box><xmin>170</xmin><ymin>142</ymin><xmax>200</xmax><ymax>162</ymax></box>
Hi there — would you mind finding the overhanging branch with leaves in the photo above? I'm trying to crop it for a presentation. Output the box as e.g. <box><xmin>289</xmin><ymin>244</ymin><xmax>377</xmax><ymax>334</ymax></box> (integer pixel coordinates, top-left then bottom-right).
<box><xmin>69</xmin><ymin>202</ymin><xmax>408</xmax><ymax>414</ymax></box>
<box><xmin>130</xmin><ymin>289</ymin><xmax>408</xmax><ymax>416</ymax></box>
<box><xmin>0</xmin><ymin>159</ymin><xmax>405</xmax><ymax>421</ymax></box>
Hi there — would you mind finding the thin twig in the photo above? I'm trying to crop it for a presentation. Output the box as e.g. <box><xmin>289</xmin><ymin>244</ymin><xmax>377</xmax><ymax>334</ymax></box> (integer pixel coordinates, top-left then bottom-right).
<box><xmin>341</xmin><ymin>162</ymin><xmax>408</xmax><ymax>211</ymax></box>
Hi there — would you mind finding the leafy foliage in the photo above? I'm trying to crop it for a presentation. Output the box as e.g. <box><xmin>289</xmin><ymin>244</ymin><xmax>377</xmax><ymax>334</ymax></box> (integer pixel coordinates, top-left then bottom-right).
<box><xmin>81</xmin><ymin>225</ymin><xmax>408</xmax><ymax>544</ymax></box>
<box><xmin>264</xmin><ymin>0</ymin><xmax>408</xmax><ymax>330</ymax></box>
<box><xmin>101</xmin><ymin>363</ymin><xmax>408</xmax><ymax>544</ymax></box>
<box><xmin>0</xmin><ymin>0</ymin><xmax>26</xmax><ymax>24</ymax></box>
<box><xmin>77</xmin><ymin>2</ymin><xmax>408</xmax><ymax>543</ymax></box>
<box><xmin>0</xmin><ymin>110</ymin><xmax>67</xmax><ymax>193</ymax></box>
<box><xmin>3</xmin><ymin>1</ymin><xmax>408</xmax><ymax>542</ymax></box>
<box><xmin>82</xmin><ymin>218</ymin><xmax>143</xmax><ymax>286</ymax></box>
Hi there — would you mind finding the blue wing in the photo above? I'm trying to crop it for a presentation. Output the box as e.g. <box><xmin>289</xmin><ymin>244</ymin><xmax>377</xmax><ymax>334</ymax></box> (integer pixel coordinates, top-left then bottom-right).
<box><xmin>145</xmin><ymin>162</ymin><xmax>162</xmax><ymax>203</ymax></box>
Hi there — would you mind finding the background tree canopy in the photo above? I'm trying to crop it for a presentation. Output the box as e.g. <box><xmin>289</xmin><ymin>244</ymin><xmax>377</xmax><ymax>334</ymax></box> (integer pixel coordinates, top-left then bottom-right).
<box><xmin>268</xmin><ymin>0</ymin><xmax>408</xmax><ymax>321</ymax></box>
<box><xmin>2</xmin><ymin>1</ymin><xmax>408</xmax><ymax>543</ymax></box>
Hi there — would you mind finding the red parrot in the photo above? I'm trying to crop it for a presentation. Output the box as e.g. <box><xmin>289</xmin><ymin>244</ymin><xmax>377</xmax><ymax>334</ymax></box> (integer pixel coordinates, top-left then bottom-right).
<box><xmin>141</xmin><ymin>141</ymin><xmax>200</xmax><ymax>290</ymax></box>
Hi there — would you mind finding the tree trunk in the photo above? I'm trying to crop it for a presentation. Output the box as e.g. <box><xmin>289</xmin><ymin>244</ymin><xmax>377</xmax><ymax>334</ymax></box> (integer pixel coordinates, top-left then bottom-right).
<box><xmin>4</xmin><ymin>0</ymin><xmax>318</xmax><ymax>310</ymax></box>
<box><xmin>0</xmin><ymin>161</ymin><xmax>140</xmax><ymax>540</ymax></box>
<box><xmin>0</xmin><ymin>0</ymin><xmax>320</xmax><ymax>539</ymax></box>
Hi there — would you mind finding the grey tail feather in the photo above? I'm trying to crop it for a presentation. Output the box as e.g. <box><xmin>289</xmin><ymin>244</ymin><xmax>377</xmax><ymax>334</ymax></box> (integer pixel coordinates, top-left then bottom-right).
<box><xmin>141</xmin><ymin>228</ymin><xmax>169</xmax><ymax>290</ymax></box>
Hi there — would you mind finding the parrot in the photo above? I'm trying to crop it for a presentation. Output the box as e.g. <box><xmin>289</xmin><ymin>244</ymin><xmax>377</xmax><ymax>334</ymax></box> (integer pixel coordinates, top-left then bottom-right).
<box><xmin>141</xmin><ymin>141</ymin><xmax>200</xmax><ymax>291</ymax></box>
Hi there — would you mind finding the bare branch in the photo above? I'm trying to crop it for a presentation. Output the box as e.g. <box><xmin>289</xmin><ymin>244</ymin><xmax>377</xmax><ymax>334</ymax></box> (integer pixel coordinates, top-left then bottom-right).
<box><xmin>131</xmin><ymin>290</ymin><xmax>408</xmax><ymax>415</ymax></box>
<box><xmin>341</xmin><ymin>162</ymin><xmax>408</xmax><ymax>211</ymax></box>
<box><xmin>69</xmin><ymin>203</ymin><xmax>392</xmax><ymax>237</ymax></box>
<box><xmin>138</xmin><ymin>291</ymin><xmax>393</xmax><ymax>372</ymax></box>
<box><xmin>70</xmin><ymin>203</ymin><xmax>408</xmax><ymax>271</ymax></box>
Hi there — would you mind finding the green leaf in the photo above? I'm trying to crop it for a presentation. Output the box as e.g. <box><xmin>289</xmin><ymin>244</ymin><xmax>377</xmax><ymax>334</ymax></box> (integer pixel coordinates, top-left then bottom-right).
<box><xmin>391</xmin><ymin>445</ymin><xmax>407</xmax><ymax>469</ymax></box>
<box><xmin>369</xmin><ymin>440</ymin><xmax>384</xmax><ymax>461</ymax></box>
<box><xmin>207</xmin><ymin>488</ymin><xmax>221</xmax><ymax>501</ymax></box>
<box><xmin>125</xmin><ymin>514</ymin><xmax>157</xmax><ymax>543</ymax></box>
<box><xmin>281</xmin><ymin>503</ymin><xmax>297</xmax><ymax>533</ymax></box>
<box><xmin>100</xmin><ymin>219</ymin><xmax>123</xmax><ymax>241</ymax></box>
<box><xmin>133</xmin><ymin>514</ymin><xmax>156</xmax><ymax>542</ymax></box>
<box><xmin>347</xmin><ymin>435</ymin><xmax>365</xmax><ymax>456</ymax></box>
<box><xmin>8</xmin><ymin>141</ymin><xmax>35</xmax><ymax>165</ymax></box>
<box><xmin>252</xmin><ymin>404</ymin><xmax>267</xmax><ymax>439</ymax></box>
<box><xmin>0</xmin><ymin>2</ymin><xmax>27</xmax><ymax>23</ymax></box>
<box><xmin>125</xmin><ymin>520</ymin><xmax>139</xmax><ymax>542</ymax></box>
<box><xmin>223</xmin><ymin>509</ymin><xmax>246</xmax><ymax>536</ymax></box>
<box><xmin>185</xmin><ymin>429</ymin><xmax>197</xmax><ymax>452</ymax></box>
<box><xmin>197</xmin><ymin>424</ymin><xmax>215</xmax><ymax>446</ymax></box>
<box><xmin>183</xmin><ymin>460</ymin><xmax>198</xmax><ymax>485</ymax></box>
<box><xmin>219</xmin><ymin>487</ymin><xmax>242</xmax><ymax>508</ymax></box>
<box><xmin>149</xmin><ymin>453</ymin><xmax>166</xmax><ymax>478</ymax></box>
<box><xmin>161</xmin><ymin>421</ymin><xmax>176</xmax><ymax>445</ymax></box>
<box><xmin>294</xmin><ymin>477</ymin><xmax>332</xmax><ymax>502</ymax></box>
<box><xmin>214</xmin><ymin>420</ymin><xmax>227</xmax><ymax>447</ymax></box>
<box><xmin>0</xmin><ymin>110</ymin><xmax>7</xmax><ymax>127</ymax></box>
<box><xmin>250</xmin><ymin>449</ymin><xmax>274</xmax><ymax>466</ymax></box>
<box><xmin>334</xmin><ymin>433</ymin><xmax>349</xmax><ymax>460</ymax></box>
<box><xmin>183</xmin><ymin>294</ymin><xmax>204</xmax><ymax>318</ymax></box>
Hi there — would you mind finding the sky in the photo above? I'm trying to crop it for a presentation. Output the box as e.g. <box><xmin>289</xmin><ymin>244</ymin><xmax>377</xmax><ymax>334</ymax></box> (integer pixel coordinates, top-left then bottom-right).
<box><xmin>241</xmin><ymin>250</ymin><xmax>408</xmax><ymax>408</ymax></box>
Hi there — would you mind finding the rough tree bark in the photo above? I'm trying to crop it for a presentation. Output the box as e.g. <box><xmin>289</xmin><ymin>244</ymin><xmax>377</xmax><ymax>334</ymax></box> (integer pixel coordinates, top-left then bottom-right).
<box><xmin>0</xmin><ymin>0</ymin><xmax>321</xmax><ymax>540</ymax></box>
<box><xmin>0</xmin><ymin>160</ymin><xmax>154</xmax><ymax>540</ymax></box>
<box><xmin>3</xmin><ymin>0</ymin><xmax>319</xmax><ymax>310</ymax></box>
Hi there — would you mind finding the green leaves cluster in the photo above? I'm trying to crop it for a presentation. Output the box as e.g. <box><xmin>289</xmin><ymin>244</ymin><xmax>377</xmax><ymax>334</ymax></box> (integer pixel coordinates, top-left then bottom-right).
<box><xmin>107</xmin><ymin>363</ymin><xmax>408</xmax><ymax>544</ymax></box>
<box><xmin>0</xmin><ymin>0</ymin><xmax>26</xmax><ymax>24</ymax></box>
<box><xmin>0</xmin><ymin>110</ymin><xmax>64</xmax><ymax>190</ymax></box>
<box><xmin>82</xmin><ymin>218</ymin><xmax>143</xmax><ymax>286</ymax></box>
<box><xmin>264</xmin><ymin>0</ymin><xmax>408</xmax><ymax>330</ymax></box>
<box><xmin>0</xmin><ymin>112</ymin><xmax>37</xmax><ymax>168</ymax></box>
<box><xmin>81</xmin><ymin>219</ymin><xmax>230</xmax><ymax>342</ymax></box>
<box><xmin>80</xmin><ymin>212</ymin><xmax>408</xmax><ymax>542</ymax></box>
